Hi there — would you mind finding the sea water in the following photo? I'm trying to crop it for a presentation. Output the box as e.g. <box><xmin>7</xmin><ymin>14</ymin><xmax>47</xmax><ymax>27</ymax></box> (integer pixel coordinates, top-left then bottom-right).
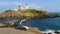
<box><xmin>22</xmin><ymin>18</ymin><xmax>60</xmax><ymax>31</ymax></box>
<box><xmin>0</xmin><ymin>18</ymin><xmax>60</xmax><ymax>31</ymax></box>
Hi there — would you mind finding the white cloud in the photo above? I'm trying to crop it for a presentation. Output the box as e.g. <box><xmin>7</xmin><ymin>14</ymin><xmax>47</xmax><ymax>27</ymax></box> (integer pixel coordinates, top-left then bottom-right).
<box><xmin>0</xmin><ymin>1</ymin><xmax>22</xmax><ymax>6</ymax></box>
<box><xmin>0</xmin><ymin>1</ymin><xmax>8</xmax><ymax>5</ymax></box>
<box><xmin>12</xmin><ymin>2</ymin><xmax>22</xmax><ymax>5</ymax></box>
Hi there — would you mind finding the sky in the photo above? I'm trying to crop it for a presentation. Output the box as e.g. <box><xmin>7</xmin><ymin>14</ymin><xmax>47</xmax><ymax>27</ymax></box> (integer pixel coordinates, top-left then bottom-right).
<box><xmin>0</xmin><ymin>0</ymin><xmax>60</xmax><ymax>13</ymax></box>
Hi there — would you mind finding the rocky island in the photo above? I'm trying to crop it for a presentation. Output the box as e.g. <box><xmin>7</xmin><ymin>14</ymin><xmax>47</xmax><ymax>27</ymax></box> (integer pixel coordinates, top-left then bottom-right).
<box><xmin>0</xmin><ymin>9</ymin><xmax>59</xmax><ymax>20</ymax></box>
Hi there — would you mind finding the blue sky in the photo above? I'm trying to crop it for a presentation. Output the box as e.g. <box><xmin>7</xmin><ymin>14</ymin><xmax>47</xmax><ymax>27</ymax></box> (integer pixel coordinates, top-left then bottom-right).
<box><xmin>0</xmin><ymin>0</ymin><xmax>60</xmax><ymax>13</ymax></box>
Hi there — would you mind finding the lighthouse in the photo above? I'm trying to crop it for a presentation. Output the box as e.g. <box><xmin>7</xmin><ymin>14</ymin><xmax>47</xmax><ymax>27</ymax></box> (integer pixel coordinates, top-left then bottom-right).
<box><xmin>25</xmin><ymin>4</ymin><xmax>29</xmax><ymax>9</ymax></box>
<box><xmin>23</xmin><ymin>4</ymin><xmax>29</xmax><ymax>13</ymax></box>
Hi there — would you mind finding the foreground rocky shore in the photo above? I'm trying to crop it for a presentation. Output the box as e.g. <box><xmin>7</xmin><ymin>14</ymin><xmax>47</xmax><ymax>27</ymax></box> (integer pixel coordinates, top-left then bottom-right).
<box><xmin>0</xmin><ymin>27</ymin><xmax>43</xmax><ymax>34</ymax></box>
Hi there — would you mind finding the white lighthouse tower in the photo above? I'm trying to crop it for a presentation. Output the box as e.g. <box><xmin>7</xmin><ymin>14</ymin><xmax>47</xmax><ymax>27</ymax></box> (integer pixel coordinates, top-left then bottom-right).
<box><xmin>25</xmin><ymin>4</ymin><xmax>29</xmax><ymax>9</ymax></box>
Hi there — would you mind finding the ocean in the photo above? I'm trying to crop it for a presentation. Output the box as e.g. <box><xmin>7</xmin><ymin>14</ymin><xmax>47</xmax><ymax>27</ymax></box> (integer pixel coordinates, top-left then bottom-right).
<box><xmin>0</xmin><ymin>18</ymin><xmax>60</xmax><ymax>31</ymax></box>
<box><xmin>22</xmin><ymin>18</ymin><xmax>60</xmax><ymax>31</ymax></box>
